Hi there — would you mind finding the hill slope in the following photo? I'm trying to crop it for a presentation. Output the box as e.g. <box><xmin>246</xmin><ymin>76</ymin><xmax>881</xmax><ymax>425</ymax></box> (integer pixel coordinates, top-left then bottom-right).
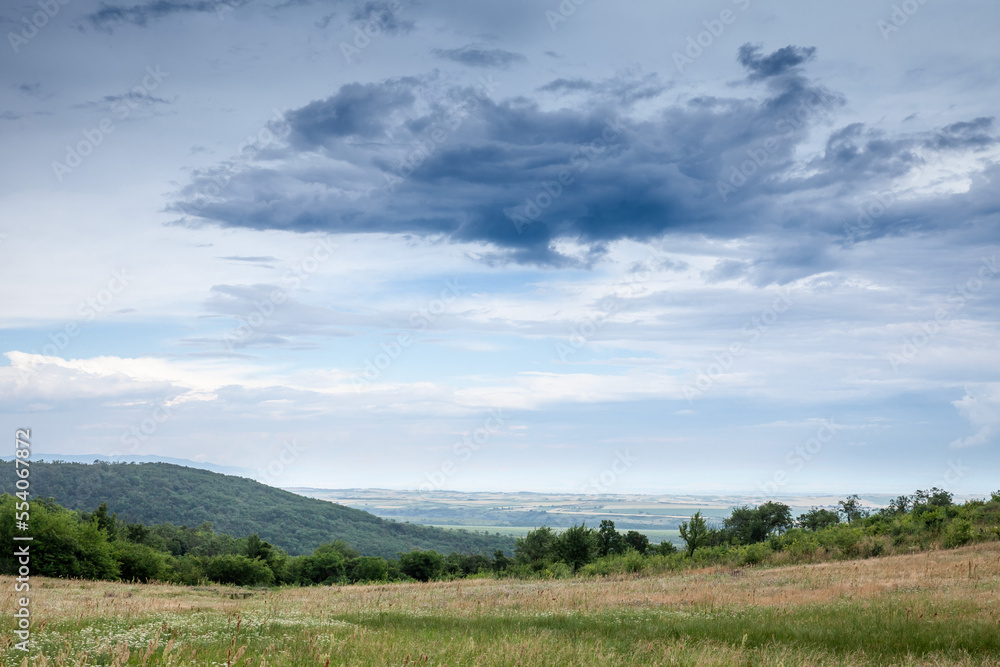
<box><xmin>0</xmin><ymin>461</ymin><xmax>514</xmax><ymax>558</ymax></box>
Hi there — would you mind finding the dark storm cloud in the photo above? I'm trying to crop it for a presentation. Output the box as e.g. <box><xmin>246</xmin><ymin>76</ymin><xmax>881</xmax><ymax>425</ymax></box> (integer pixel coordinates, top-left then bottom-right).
<box><xmin>170</xmin><ymin>45</ymin><xmax>1000</xmax><ymax>271</ymax></box>
<box><xmin>538</xmin><ymin>74</ymin><xmax>666</xmax><ymax>105</ymax></box>
<box><xmin>285</xmin><ymin>78</ymin><xmax>419</xmax><ymax>145</ymax></box>
<box><xmin>76</xmin><ymin>91</ymin><xmax>173</xmax><ymax>111</ymax></box>
<box><xmin>926</xmin><ymin>117</ymin><xmax>996</xmax><ymax>151</ymax></box>
<box><xmin>15</xmin><ymin>82</ymin><xmax>43</xmax><ymax>97</ymax></box>
<box><xmin>737</xmin><ymin>44</ymin><xmax>816</xmax><ymax>81</ymax></box>
<box><xmin>86</xmin><ymin>0</ymin><xmax>250</xmax><ymax>30</ymax></box>
<box><xmin>432</xmin><ymin>45</ymin><xmax>526</xmax><ymax>69</ymax></box>
<box><xmin>350</xmin><ymin>0</ymin><xmax>414</xmax><ymax>34</ymax></box>
<box><xmin>538</xmin><ymin>78</ymin><xmax>594</xmax><ymax>93</ymax></box>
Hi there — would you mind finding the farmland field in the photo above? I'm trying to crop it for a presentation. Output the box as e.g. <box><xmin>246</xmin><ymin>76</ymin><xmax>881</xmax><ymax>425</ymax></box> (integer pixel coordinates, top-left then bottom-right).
<box><xmin>3</xmin><ymin>541</ymin><xmax>999</xmax><ymax>665</ymax></box>
<box><xmin>289</xmin><ymin>488</ymin><xmax>898</xmax><ymax>546</ymax></box>
<box><xmin>429</xmin><ymin>524</ymin><xmax>682</xmax><ymax>544</ymax></box>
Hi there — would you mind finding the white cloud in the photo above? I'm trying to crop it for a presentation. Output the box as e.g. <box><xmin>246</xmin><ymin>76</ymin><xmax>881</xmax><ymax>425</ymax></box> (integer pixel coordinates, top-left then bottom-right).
<box><xmin>950</xmin><ymin>384</ymin><xmax>1000</xmax><ymax>449</ymax></box>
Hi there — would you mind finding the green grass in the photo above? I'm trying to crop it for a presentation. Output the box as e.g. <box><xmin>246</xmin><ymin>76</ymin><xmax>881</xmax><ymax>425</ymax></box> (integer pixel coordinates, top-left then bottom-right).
<box><xmin>3</xmin><ymin>542</ymin><xmax>999</xmax><ymax>665</ymax></box>
<box><xmin>339</xmin><ymin>602</ymin><xmax>1000</xmax><ymax>663</ymax></box>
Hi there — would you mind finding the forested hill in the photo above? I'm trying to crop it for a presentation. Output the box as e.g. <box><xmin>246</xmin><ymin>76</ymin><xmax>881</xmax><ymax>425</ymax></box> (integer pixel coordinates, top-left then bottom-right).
<box><xmin>0</xmin><ymin>461</ymin><xmax>514</xmax><ymax>558</ymax></box>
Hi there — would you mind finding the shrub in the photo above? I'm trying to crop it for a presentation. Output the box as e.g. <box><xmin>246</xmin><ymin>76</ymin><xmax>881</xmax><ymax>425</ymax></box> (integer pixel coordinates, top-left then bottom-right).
<box><xmin>203</xmin><ymin>554</ymin><xmax>275</xmax><ymax>586</ymax></box>
<box><xmin>299</xmin><ymin>547</ymin><xmax>347</xmax><ymax>585</ymax></box>
<box><xmin>943</xmin><ymin>519</ymin><xmax>973</xmax><ymax>548</ymax></box>
<box><xmin>736</xmin><ymin>542</ymin><xmax>772</xmax><ymax>566</ymax></box>
<box><xmin>113</xmin><ymin>541</ymin><xmax>169</xmax><ymax>582</ymax></box>
<box><xmin>399</xmin><ymin>550</ymin><xmax>443</xmax><ymax>582</ymax></box>
<box><xmin>348</xmin><ymin>556</ymin><xmax>389</xmax><ymax>583</ymax></box>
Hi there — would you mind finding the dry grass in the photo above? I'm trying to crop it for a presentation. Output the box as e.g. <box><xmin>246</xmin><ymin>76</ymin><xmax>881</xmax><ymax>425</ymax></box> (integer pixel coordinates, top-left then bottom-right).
<box><xmin>1</xmin><ymin>542</ymin><xmax>999</xmax><ymax>665</ymax></box>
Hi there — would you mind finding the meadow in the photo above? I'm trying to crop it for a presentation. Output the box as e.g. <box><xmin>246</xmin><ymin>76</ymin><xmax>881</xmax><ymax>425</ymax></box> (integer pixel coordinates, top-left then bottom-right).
<box><xmin>2</xmin><ymin>541</ymin><xmax>998</xmax><ymax>666</ymax></box>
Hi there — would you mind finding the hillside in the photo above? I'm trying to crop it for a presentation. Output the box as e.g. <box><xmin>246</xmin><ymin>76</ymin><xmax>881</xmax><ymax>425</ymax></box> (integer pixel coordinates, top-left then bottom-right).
<box><xmin>0</xmin><ymin>461</ymin><xmax>514</xmax><ymax>558</ymax></box>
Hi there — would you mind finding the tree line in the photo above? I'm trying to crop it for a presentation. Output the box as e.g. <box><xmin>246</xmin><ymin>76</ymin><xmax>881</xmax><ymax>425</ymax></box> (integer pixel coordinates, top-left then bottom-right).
<box><xmin>2</xmin><ymin>488</ymin><xmax>998</xmax><ymax>587</ymax></box>
<box><xmin>505</xmin><ymin>489</ymin><xmax>1000</xmax><ymax>578</ymax></box>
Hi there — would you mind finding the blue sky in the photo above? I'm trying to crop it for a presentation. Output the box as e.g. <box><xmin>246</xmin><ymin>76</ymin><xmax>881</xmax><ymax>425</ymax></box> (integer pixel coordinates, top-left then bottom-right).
<box><xmin>1</xmin><ymin>0</ymin><xmax>998</xmax><ymax>494</ymax></box>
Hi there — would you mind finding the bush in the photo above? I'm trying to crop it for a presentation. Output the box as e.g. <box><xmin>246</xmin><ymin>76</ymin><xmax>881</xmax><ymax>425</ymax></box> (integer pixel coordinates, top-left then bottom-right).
<box><xmin>348</xmin><ymin>556</ymin><xmax>389</xmax><ymax>583</ymax></box>
<box><xmin>203</xmin><ymin>555</ymin><xmax>275</xmax><ymax>586</ymax></box>
<box><xmin>113</xmin><ymin>541</ymin><xmax>169</xmax><ymax>582</ymax></box>
<box><xmin>654</xmin><ymin>541</ymin><xmax>677</xmax><ymax>555</ymax></box>
<box><xmin>943</xmin><ymin>519</ymin><xmax>974</xmax><ymax>548</ymax></box>
<box><xmin>299</xmin><ymin>547</ymin><xmax>347</xmax><ymax>585</ymax></box>
<box><xmin>399</xmin><ymin>550</ymin><xmax>443</xmax><ymax>582</ymax></box>
<box><xmin>540</xmin><ymin>561</ymin><xmax>574</xmax><ymax>579</ymax></box>
<box><xmin>736</xmin><ymin>542</ymin><xmax>772</xmax><ymax>566</ymax></box>
<box><xmin>0</xmin><ymin>496</ymin><xmax>119</xmax><ymax>580</ymax></box>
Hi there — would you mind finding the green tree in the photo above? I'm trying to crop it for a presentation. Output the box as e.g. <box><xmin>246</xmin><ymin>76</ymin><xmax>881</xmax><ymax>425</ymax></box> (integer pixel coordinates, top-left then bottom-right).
<box><xmin>556</xmin><ymin>524</ymin><xmax>596</xmax><ymax>571</ymax></box>
<box><xmin>203</xmin><ymin>554</ymin><xmax>274</xmax><ymax>586</ymax></box>
<box><xmin>514</xmin><ymin>527</ymin><xmax>557</xmax><ymax>567</ymax></box>
<box><xmin>113</xmin><ymin>541</ymin><xmax>169</xmax><ymax>582</ymax></box>
<box><xmin>597</xmin><ymin>520</ymin><xmax>625</xmax><ymax>557</ymax></box>
<box><xmin>0</xmin><ymin>496</ymin><xmax>118</xmax><ymax>580</ymax></box>
<box><xmin>838</xmin><ymin>495</ymin><xmax>867</xmax><ymax>524</ymax></box>
<box><xmin>914</xmin><ymin>488</ymin><xmax>953</xmax><ymax>508</ymax></box>
<box><xmin>90</xmin><ymin>503</ymin><xmax>119</xmax><ymax>541</ymax></box>
<box><xmin>492</xmin><ymin>549</ymin><xmax>511</xmax><ymax>572</ymax></box>
<box><xmin>299</xmin><ymin>544</ymin><xmax>348</xmax><ymax>584</ymax></box>
<box><xmin>623</xmin><ymin>530</ymin><xmax>650</xmax><ymax>555</ymax></box>
<box><xmin>797</xmin><ymin>507</ymin><xmax>840</xmax><ymax>531</ymax></box>
<box><xmin>758</xmin><ymin>501</ymin><xmax>794</xmax><ymax>535</ymax></box>
<box><xmin>886</xmin><ymin>495</ymin><xmax>911</xmax><ymax>515</ymax></box>
<box><xmin>679</xmin><ymin>511</ymin><xmax>710</xmax><ymax>557</ymax></box>
<box><xmin>655</xmin><ymin>540</ymin><xmax>678</xmax><ymax>555</ymax></box>
<box><xmin>348</xmin><ymin>556</ymin><xmax>389</xmax><ymax>583</ymax></box>
<box><xmin>399</xmin><ymin>550</ymin><xmax>443</xmax><ymax>582</ymax></box>
<box><xmin>725</xmin><ymin>502</ymin><xmax>793</xmax><ymax>544</ymax></box>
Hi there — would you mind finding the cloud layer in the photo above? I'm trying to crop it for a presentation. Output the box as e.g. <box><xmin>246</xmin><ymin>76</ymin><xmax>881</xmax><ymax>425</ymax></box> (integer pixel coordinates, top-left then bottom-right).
<box><xmin>170</xmin><ymin>45</ymin><xmax>998</xmax><ymax>274</ymax></box>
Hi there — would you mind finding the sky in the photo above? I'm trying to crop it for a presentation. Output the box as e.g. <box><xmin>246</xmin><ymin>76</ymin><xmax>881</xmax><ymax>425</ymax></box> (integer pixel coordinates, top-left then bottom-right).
<box><xmin>1</xmin><ymin>0</ymin><xmax>998</xmax><ymax>496</ymax></box>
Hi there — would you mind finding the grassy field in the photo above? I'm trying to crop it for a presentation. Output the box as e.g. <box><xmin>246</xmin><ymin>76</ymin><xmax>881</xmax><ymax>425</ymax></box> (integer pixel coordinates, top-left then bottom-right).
<box><xmin>2</xmin><ymin>542</ymin><xmax>999</xmax><ymax>666</ymax></box>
